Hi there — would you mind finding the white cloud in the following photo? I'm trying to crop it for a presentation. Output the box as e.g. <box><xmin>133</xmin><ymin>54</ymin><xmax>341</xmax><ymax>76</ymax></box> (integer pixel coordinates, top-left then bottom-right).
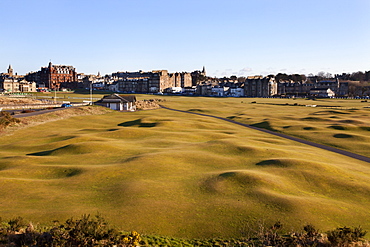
<box><xmin>238</xmin><ymin>67</ymin><xmax>253</xmax><ymax>76</ymax></box>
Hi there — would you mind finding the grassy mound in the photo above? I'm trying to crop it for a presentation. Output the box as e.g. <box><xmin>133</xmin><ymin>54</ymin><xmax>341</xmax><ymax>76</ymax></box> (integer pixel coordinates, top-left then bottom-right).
<box><xmin>0</xmin><ymin>97</ymin><xmax>370</xmax><ymax>239</ymax></box>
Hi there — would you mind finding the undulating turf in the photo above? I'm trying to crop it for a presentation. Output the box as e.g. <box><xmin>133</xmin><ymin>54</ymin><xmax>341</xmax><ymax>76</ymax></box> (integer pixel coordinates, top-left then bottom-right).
<box><xmin>0</xmin><ymin>96</ymin><xmax>370</xmax><ymax>239</ymax></box>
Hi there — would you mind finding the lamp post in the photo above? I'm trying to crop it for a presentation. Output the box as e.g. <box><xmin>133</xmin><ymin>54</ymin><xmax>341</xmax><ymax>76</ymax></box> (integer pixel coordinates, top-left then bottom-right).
<box><xmin>54</xmin><ymin>86</ymin><xmax>57</xmax><ymax>104</ymax></box>
<box><xmin>90</xmin><ymin>82</ymin><xmax>93</xmax><ymax>105</ymax></box>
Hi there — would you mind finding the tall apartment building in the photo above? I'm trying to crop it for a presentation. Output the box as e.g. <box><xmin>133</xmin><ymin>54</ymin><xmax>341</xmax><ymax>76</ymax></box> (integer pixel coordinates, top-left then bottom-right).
<box><xmin>39</xmin><ymin>62</ymin><xmax>77</xmax><ymax>90</ymax></box>
<box><xmin>244</xmin><ymin>76</ymin><xmax>277</xmax><ymax>97</ymax></box>
<box><xmin>114</xmin><ymin>70</ymin><xmax>192</xmax><ymax>93</ymax></box>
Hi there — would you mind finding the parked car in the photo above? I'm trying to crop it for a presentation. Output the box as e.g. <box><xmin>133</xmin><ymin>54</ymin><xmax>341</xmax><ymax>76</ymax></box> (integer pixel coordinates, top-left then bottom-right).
<box><xmin>61</xmin><ymin>103</ymin><xmax>72</xmax><ymax>108</ymax></box>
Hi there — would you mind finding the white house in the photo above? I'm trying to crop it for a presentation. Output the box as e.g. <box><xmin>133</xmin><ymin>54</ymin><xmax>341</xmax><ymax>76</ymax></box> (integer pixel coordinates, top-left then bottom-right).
<box><xmin>211</xmin><ymin>86</ymin><xmax>229</xmax><ymax>96</ymax></box>
<box><xmin>310</xmin><ymin>88</ymin><xmax>335</xmax><ymax>98</ymax></box>
<box><xmin>229</xmin><ymin>87</ymin><xmax>245</xmax><ymax>97</ymax></box>
<box><xmin>95</xmin><ymin>94</ymin><xmax>136</xmax><ymax>111</ymax></box>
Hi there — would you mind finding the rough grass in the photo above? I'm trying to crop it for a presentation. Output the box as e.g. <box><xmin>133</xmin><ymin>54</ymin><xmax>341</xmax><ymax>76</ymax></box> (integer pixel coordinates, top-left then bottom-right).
<box><xmin>0</xmin><ymin>97</ymin><xmax>370</xmax><ymax>239</ymax></box>
<box><xmin>158</xmin><ymin>96</ymin><xmax>370</xmax><ymax>158</ymax></box>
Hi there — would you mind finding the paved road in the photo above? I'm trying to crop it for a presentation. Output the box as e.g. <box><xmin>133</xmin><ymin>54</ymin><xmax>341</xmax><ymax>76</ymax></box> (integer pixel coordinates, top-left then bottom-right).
<box><xmin>161</xmin><ymin>105</ymin><xmax>370</xmax><ymax>164</ymax></box>
<box><xmin>12</xmin><ymin>107</ymin><xmax>71</xmax><ymax>118</ymax></box>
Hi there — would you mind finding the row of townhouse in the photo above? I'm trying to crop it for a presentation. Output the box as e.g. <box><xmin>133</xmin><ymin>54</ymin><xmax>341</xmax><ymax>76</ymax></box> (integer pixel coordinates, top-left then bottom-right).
<box><xmin>110</xmin><ymin>70</ymin><xmax>193</xmax><ymax>93</ymax></box>
<box><xmin>193</xmin><ymin>76</ymin><xmax>349</xmax><ymax>98</ymax></box>
<box><xmin>16</xmin><ymin>63</ymin><xmax>205</xmax><ymax>92</ymax></box>
<box><xmin>88</xmin><ymin>70</ymin><xmax>197</xmax><ymax>93</ymax></box>
<box><xmin>1</xmin><ymin>63</ymin><xmax>350</xmax><ymax>97</ymax></box>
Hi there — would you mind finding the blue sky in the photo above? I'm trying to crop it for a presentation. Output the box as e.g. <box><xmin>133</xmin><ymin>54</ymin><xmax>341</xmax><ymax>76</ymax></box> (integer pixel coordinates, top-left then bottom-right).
<box><xmin>1</xmin><ymin>0</ymin><xmax>369</xmax><ymax>77</ymax></box>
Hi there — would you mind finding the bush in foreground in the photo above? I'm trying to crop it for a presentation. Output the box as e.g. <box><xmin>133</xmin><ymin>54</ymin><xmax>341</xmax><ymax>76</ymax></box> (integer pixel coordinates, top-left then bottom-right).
<box><xmin>0</xmin><ymin>215</ymin><xmax>140</xmax><ymax>246</ymax></box>
<box><xmin>0</xmin><ymin>216</ymin><xmax>368</xmax><ymax>246</ymax></box>
<box><xmin>0</xmin><ymin>111</ymin><xmax>20</xmax><ymax>129</ymax></box>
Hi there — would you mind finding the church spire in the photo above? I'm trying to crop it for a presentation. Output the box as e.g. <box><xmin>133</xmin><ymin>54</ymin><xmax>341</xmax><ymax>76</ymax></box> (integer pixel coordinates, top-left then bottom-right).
<box><xmin>202</xmin><ymin>66</ymin><xmax>206</xmax><ymax>76</ymax></box>
<box><xmin>7</xmin><ymin>64</ymin><xmax>13</xmax><ymax>76</ymax></box>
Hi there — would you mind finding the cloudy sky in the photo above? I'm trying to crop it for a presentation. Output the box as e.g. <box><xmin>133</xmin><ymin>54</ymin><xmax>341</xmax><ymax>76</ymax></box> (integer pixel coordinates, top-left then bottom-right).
<box><xmin>1</xmin><ymin>0</ymin><xmax>369</xmax><ymax>77</ymax></box>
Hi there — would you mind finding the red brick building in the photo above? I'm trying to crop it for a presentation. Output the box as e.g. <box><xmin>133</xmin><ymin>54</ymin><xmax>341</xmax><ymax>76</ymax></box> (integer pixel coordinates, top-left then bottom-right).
<box><xmin>40</xmin><ymin>62</ymin><xmax>77</xmax><ymax>90</ymax></box>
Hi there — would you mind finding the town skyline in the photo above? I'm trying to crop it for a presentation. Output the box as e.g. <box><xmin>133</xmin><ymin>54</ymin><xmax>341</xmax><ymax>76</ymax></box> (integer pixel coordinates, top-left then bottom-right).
<box><xmin>1</xmin><ymin>62</ymin><xmax>369</xmax><ymax>79</ymax></box>
<box><xmin>4</xmin><ymin>61</ymin><xmax>369</xmax><ymax>99</ymax></box>
<box><xmin>1</xmin><ymin>0</ymin><xmax>369</xmax><ymax>77</ymax></box>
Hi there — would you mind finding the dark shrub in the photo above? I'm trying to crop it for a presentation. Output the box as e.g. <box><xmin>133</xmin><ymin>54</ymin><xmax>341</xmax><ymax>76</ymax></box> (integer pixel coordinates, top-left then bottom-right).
<box><xmin>327</xmin><ymin>226</ymin><xmax>367</xmax><ymax>246</ymax></box>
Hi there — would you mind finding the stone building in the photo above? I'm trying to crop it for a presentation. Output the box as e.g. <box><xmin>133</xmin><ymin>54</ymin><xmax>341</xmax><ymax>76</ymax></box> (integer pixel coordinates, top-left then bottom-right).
<box><xmin>25</xmin><ymin>71</ymin><xmax>41</xmax><ymax>87</ymax></box>
<box><xmin>191</xmin><ymin>66</ymin><xmax>207</xmax><ymax>86</ymax></box>
<box><xmin>39</xmin><ymin>62</ymin><xmax>77</xmax><ymax>90</ymax></box>
<box><xmin>310</xmin><ymin>88</ymin><xmax>335</xmax><ymax>98</ymax></box>
<box><xmin>19</xmin><ymin>80</ymin><xmax>37</xmax><ymax>92</ymax></box>
<box><xmin>171</xmin><ymin>72</ymin><xmax>192</xmax><ymax>88</ymax></box>
<box><xmin>0</xmin><ymin>78</ymin><xmax>20</xmax><ymax>92</ymax></box>
<box><xmin>277</xmin><ymin>77</ymin><xmax>348</xmax><ymax>97</ymax></box>
<box><xmin>315</xmin><ymin>78</ymin><xmax>348</xmax><ymax>97</ymax></box>
<box><xmin>5</xmin><ymin>64</ymin><xmax>14</xmax><ymax>77</ymax></box>
<box><xmin>0</xmin><ymin>77</ymin><xmax>37</xmax><ymax>93</ymax></box>
<box><xmin>114</xmin><ymin>70</ymin><xmax>192</xmax><ymax>93</ymax></box>
<box><xmin>0</xmin><ymin>65</ymin><xmax>36</xmax><ymax>92</ymax></box>
<box><xmin>277</xmin><ymin>81</ymin><xmax>315</xmax><ymax>97</ymax></box>
<box><xmin>244</xmin><ymin>76</ymin><xmax>277</xmax><ymax>97</ymax></box>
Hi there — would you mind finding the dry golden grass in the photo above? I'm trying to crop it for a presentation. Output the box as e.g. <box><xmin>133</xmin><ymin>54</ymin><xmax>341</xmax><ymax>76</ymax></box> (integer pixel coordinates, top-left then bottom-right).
<box><xmin>0</xmin><ymin>96</ymin><xmax>45</xmax><ymax>105</ymax></box>
<box><xmin>0</xmin><ymin>97</ymin><xmax>370</xmax><ymax>239</ymax></box>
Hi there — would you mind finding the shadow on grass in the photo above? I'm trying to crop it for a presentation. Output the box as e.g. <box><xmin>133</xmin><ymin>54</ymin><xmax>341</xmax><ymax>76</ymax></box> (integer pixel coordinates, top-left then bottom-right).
<box><xmin>219</xmin><ymin>172</ymin><xmax>237</xmax><ymax>178</ymax></box>
<box><xmin>118</xmin><ymin>119</ymin><xmax>157</xmax><ymax>128</ymax></box>
<box><xmin>333</xmin><ymin>133</ymin><xmax>353</xmax><ymax>138</ymax></box>
<box><xmin>256</xmin><ymin>159</ymin><xmax>289</xmax><ymax>167</ymax></box>
<box><xmin>188</xmin><ymin>109</ymin><xmax>208</xmax><ymax>113</ymax></box>
<box><xmin>302</xmin><ymin>117</ymin><xmax>326</xmax><ymax>121</ymax></box>
<box><xmin>250</xmin><ymin>121</ymin><xmax>276</xmax><ymax>131</ymax></box>
<box><xmin>0</xmin><ymin>164</ymin><xmax>8</xmax><ymax>171</ymax></box>
<box><xmin>328</xmin><ymin>125</ymin><xmax>346</xmax><ymax>130</ymax></box>
<box><xmin>63</xmin><ymin>168</ymin><xmax>82</xmax><ymax>177</ymax></box>
<box><xmin>312</xmin><ymin>110</ymin><xmax>349</xmax><ymax>115</ymax></box>
<box><xmin>27</xmin><ymin>146</ymin><xmax>66</xmax><ymax>156</ymax></box>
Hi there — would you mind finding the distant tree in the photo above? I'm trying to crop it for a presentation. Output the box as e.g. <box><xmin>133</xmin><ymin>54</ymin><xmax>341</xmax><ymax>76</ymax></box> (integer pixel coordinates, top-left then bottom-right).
<box><xmin>365</xmin><ymin>71</ymin><xmax>370</xmax><ymax>81</ymax></box>
<box><xmin>350</xmin><ymin>71</ymin><xmax>365</xmax><ymax>81</ymax></box>
<box><xmin>237</xmin><ymin>76</ymin><xmax>246</xmax><ymax>83</ymax></box>
<box><xmin>316</xmin><ymin>71</ymin><xmax>332</xmax><ymax>80</ymax></box>
<box><xmin>290</xmin><ymin>74</ymin><xmax>306</xmax><ymax>82</ymax></box>
<box><xmin>275</xmin><ymin>73</ymin><xmax>289</xmax><ymax>82</ymax></box>
<box><xmin>316</xmin><ymin>71</ymin><xmax>325</xmax><ymax>80</ymax></box>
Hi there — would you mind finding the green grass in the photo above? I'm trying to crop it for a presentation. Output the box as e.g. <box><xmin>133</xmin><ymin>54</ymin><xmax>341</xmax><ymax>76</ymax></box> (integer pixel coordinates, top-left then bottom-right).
<box><xmin>0</xmin><ymin>96</ymin><xmax>370</xmax><ymax>239</ymax></box>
